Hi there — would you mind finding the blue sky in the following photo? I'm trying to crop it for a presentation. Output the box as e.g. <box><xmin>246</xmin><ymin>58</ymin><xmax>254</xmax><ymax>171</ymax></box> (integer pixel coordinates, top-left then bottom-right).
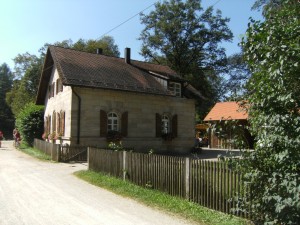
<box><xmin>0</xmin><ymin>0</ymin><xmax>262</xmax><ymax>70</ymax></box>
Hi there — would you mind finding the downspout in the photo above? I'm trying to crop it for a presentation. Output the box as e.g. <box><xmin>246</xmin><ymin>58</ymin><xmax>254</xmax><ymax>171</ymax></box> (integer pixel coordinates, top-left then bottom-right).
<box><xmin>72</xmin><ymin>87</ymin><xmax>81</xmax><ymax>145</ymax></box>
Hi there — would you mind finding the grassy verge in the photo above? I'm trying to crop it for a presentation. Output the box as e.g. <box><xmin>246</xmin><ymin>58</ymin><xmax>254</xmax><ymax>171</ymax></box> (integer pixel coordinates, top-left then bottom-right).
<box><xmin>17</xmin><ymin>143</ymin><xmax>52</xmax><ymax>161</ymax></box>
<box><xmin>75</xmin><ymin>170</ymin><xmax>250</xmax><ymax>225</ymax></box>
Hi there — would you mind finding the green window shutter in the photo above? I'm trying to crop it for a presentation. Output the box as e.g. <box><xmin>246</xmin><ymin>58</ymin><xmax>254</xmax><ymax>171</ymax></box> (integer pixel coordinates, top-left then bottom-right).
<box><xmin>100</xmin><ymin>110</ymin><xmax>107</xmax><ymax>137</ymax></box>
<box><xmin>121</xmin><ymin>111</ymin><xmax>128</xmax><ymax>137</ymax></box>
<box><xmin>172</xmin><ymin>114</ymin><xmax>178</xmax><ymax>138</ymax></box>
<box><xmin>156</xmin><ymin>113</ymin><xmax>162</xmax><ymax>137</ymax></box>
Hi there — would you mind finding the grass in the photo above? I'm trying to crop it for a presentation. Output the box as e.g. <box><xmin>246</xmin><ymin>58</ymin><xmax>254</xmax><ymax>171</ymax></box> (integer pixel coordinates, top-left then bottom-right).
<box><xmin>17</xmin><ymin>142</ymin><xmax>52</xmax><ymax>161</ymax></box>
<box><xmin>75</xmin><ymin>170</ymin><xmax>251</xmax><ymax>225</ymax></box>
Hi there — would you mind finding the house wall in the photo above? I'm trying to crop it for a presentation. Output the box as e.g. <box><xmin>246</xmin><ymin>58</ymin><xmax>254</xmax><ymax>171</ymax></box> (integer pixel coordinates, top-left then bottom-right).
<box><xmin>71</xmin><ymin>87</ymin><xmax>195</xmax><ymax>155</ymax></box>
<box><xmin>44</xmin><ymin>67</ymin><xmax>73</xmax><ymax>140</ymax></box>
<box><xmin>44</xmin><ymin>67</ymin><xmax>196</xmax><ymax>154</ymax></box>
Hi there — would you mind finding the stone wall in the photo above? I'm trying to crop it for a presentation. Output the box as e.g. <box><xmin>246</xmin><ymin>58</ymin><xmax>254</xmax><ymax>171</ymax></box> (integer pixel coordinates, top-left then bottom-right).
<box><xmin>44</xmin><ymin>67</ymin><xmax>196</xmax><ymax>154</ymax></box>
<box><xmin>72</xmin><ymin>87</ymin><xmax>195</xmax><ymax>154</ymax></box>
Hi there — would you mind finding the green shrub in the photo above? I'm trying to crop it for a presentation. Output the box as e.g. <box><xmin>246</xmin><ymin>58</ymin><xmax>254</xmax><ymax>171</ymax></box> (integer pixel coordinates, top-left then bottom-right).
<box><xmin>240</xmin><ymin>1</ymin><xmax>300</xmax><ymax>224</ymax></box>
<box><xmin>16</xmin><ymin>103</ymin><xmax>44</xmax><ymax>146</ymax></box>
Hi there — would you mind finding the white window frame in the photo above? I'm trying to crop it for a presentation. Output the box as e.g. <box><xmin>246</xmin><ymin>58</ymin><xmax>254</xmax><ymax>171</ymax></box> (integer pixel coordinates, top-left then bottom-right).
<box><xmin>161</xmin><ymin>114</ymin><xmax>170</xmax><ymax>134</ymax></box>
<box><xmin>169</xmin><ymin>82</ymin><xmax>181</xmax><ymax>97</ymax></box>
<box><xmin>107</xmin><ymin>112</ymin><xmax>119</xmax><ymax>131</ymax></box>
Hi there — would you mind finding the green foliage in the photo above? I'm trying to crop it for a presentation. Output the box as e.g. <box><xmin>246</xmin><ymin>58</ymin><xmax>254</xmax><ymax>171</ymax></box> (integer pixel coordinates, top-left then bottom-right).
<box><xmin>252</xmin><ymin>0</ymin><xmax>282</xmax><ymax>16</ymax></box>
<box><xmin>240</xmin><ymin>1</ymin><xmax>300</xmax><ymax>224</ymax></box>
<box><xmin>107</xmin><ymin>142</ymin><xmax>123</xmax><ymax>151</ymax></box>
<box><xmin>13</xmin><ymin>52</ymin><xmax>40</xmax><ymax>79</ymax></box>
<box><xmin>15</xmin><ymin>103</ymin><xmax>44</xmax><ymax>146</ymax></box>
<box><xmin>40</xmin><ymin>36</ymin><xmax>120</xmax><ymax>57</ymax></box>
<box><xmin>139</xmin><ymin>0</ymin><xmax>232</xmax><ymax>76</ymax></box>
<box><xmin>223</xmin><ymin>53</ymin><xmax>251</xmax><ymax>99</ymax></box>
<box><xmin>139</xmin><ymin>0</ymin><xmax>233</xmax><ymax>118</ymax></box>
<box><xmin>211</xmin><ymin>118</ymin><xmax>253</xmax><ymax>150</ymax></box>
<box><xmin>6</xmin><ymin>61</ymin><xmax>43</xmax><ymax>116</ymax></box>
<box><xmin>0</xmin><ymin>63</ymin><xmax>14</xmax><ymax>138</ymax></box>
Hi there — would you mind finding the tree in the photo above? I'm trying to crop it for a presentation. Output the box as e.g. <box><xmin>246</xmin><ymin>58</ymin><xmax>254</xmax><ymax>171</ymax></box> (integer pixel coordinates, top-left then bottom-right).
<box><xmin>73</xmin><ymin>36</ymin><xmax>120</xmax><ymax>57</ymax></box>
<box><xmin>13</xmin><ymin>52</ymin><xmax>40</xmax><ymax>79</ymax></box>
<box><xmin>0</xmin><ymin>63</ymin><xmax>15</xmax><ymax>138</ymax></box>
<box><xmin>252</xmin><ymin>0</ymin><xmax>284</xmax><ymax>16</ymax></box>
<box><xmin>223</xmin><ymin>53</ymin><xmax>251</xmax><ymax>99</ymax></box>
<box><xmin>239</xmin><ymin>1</ymin><xmax>300</xmax><ymax>224</ymax></box>
<box><xmin>15</xmin><ymin>103</ymin><xmax>44</xmax><ymax>146</ymax></box>
<box><xmin>139</xmin><ymin>0</ymin><xmax>233</xmax><ymax>117</ymax></box>
<box><xmin>40</xmin><ymin>36</ymin><xmax>120</xmax><ymax>57</ymax></box>
<box><xmin>6</xmin><ymin>61</ymin><xmax>43</xmax><ymax>116</ymax></box>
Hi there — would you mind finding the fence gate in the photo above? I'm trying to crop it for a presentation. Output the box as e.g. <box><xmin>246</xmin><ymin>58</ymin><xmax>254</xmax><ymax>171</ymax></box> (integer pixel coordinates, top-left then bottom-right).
<box><xmin>60</xmin><ymin>145</ymin><xmax>87</xmax><ymax>162</ymax></box>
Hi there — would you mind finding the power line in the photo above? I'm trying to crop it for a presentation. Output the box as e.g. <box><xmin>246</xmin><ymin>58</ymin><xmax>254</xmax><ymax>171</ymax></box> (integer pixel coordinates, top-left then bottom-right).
<box><xmin>100</xmin><ymin>0</ymin><xmax>222</xmax><ymax>39</ymax></box>
<box><xmin>211</xmin><ymin>0</ymin><xmax>222</xmax><ymax>7</ymax></box>
<box><xmin>100</xmin><ymin>2</ymin><xmax>157</xmax><ymax>38</ymax></box>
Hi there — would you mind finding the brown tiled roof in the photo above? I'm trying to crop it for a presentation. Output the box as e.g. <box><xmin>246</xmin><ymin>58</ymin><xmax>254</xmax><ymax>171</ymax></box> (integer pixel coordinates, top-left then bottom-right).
<box><xmin>36</xmin><ymin>46</ymin><xmax>188</xmax><ymax>104</ymax></box>
<box><xmin>203</xmin><ymin>102</ymin><xmax>248</xmax><ymax>121</ymax></box>
<box><xmin>52</xmin><ymin>46</ymin><xmax>177</xmax><ymax>93</ymax></box>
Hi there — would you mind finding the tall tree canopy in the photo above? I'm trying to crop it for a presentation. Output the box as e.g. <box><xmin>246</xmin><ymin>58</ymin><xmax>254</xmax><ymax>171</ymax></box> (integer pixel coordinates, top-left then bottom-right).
<box><xmin>252</xmin><ymin>0</ymin><xmax>283</xmax><ymax>16</ymax></box>
<box><xmin>139</xmin><ymin>0</ymin><xmax>233</xmax><ymax>118</ymax></box>
<box><xmin>0</xmin><ymin>63</ymin><xmax>14</xmax><ymax>137</ymax></box>
<box><xmin>6</xmin><ymin>62</ymin><xmax>43</xmax><ymax>116</ymax></box>
<box><xmin>240</xmin><ymin>1</ymin><xmax>300</xmax><ymax>224</ymax></box>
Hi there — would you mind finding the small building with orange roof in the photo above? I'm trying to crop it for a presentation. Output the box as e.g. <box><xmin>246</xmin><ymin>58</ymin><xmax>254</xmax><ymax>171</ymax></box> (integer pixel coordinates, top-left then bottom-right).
<box><xmin>203</xmin><ymin>101</ymin><xmax>254</xmax><ymax>149</ymax></box>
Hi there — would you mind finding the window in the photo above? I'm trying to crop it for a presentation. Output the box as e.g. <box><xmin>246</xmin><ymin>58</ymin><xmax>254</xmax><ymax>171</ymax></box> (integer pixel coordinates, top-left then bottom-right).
<box><xmin>57</xmin><ymin>112</ymin><xmax>61</xmax><ymax>134</ymax></box>
<box><xmin>45</xmin><ymin>116</ymin><xmax>51</xmax><ymax>134</ymax></box>
<box><xmin>52</xmin><ymin>111</ymin><xmax>56</xmax><ymax>133</ymax></box>
<box><xmin>169</xmin><ymin>82</ymin><xmax>181</xmax><ymax>97</ymax></box>
<box><xmin>161</xmin><ymin>114</ymin><xmax>170</xmax><ymax>134</ymax></box>
<box><xmin>48</xmin><ymin>83</ymin><xmax>55</xmax><ymax>98</ymax></box>
<box><xmin>100</xmin><ymin>110</ymin><xmax>128</xmax><ymax>137</ymax></box>
<box><xmin>56</xmin><ymin>78</ymin><xmax>63</xmax><ymax>94</ymax></box>
<box><xmin>107</xmin><ymin>112</ymin><xmax>119</xmax><ymax>131</ymax></box>
<box><xmin>156</xmin><ymin>113</ymin><xmax>178</xmax><ymax>139</ymax></box>
<box><xmin>60</xmin><ymin>111</ymin><xmax>65</xmax><ymax>136</ymax></box>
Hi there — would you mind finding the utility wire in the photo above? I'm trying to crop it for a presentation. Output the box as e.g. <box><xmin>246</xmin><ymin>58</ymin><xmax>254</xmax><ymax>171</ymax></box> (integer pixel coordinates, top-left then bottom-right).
<box><xmin>211</xmin><ymin>0</ymin><xmax>222</xmax><ymax>7</ymax></box>
<box><xmin>100</xmin><ymin>0</ymin><xmax>221</xmax><ymax>38</ymax></box>
<box><xmin>100</xmin><ymin>2</ymin><xmax>157</xmax><ymax>38</ymax></box>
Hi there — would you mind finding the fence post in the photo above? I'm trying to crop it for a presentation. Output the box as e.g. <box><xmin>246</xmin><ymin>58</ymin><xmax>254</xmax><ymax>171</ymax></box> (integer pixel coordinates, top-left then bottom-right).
<box><xmin>87</xmin><ymin>147</ymin><xmax>90</xmax><ymax>170</ymax></box>
<box><xmin>123</xmin><ymin>151</ymin><xmax>127</xmax><ymax>181</ymax></box>
<box><xmin>56</xmin><ymin>144</ymin><xmax>61</xmax><ymax>162</ymax></box>
<box><xmin>185</xmin><ymin>157</ymin><xmax>190</xmax><ymax>199</ymax></box>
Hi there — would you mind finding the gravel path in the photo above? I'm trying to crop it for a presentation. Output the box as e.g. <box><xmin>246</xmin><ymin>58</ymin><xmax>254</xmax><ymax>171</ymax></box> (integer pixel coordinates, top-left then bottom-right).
<box><xmin>0</xmin><ymin>141</ymin><xmax>195</xmax><ymax>225</ymax></box>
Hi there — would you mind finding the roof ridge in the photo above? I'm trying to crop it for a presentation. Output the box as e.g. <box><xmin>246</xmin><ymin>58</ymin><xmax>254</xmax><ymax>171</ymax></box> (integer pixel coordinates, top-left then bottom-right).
<box><xmin>50</xmin><ymin>45</ymin><xmax>123</xmax><ymax>60</ymax></box>
<box><xmin>50</xmin><ymin>45</ymin><xmax>177</xmax><ymax>72</ymax></box>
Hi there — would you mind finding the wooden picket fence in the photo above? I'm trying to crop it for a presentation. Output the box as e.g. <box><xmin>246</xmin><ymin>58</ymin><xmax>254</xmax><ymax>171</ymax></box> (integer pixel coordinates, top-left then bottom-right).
<box><xmin>34</xmin><ymin>139</ymin><xmax>87</xmax><ymax>162</ymax></box>
<box><xmin>88</xmin><ymin>148</ymin><xmax>248</xmax><ymax>218</ymax></box>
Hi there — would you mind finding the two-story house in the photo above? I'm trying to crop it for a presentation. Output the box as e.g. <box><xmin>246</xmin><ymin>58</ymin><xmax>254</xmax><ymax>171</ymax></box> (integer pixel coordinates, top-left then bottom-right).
<box><xmin>36</xmin><ymin>46</ymin><xmax>201</xmax><ymax>154</ymax></box>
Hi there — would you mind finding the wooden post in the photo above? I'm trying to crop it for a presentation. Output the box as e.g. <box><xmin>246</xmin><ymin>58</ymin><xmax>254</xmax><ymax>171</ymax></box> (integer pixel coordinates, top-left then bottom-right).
<box><xmin>123</xmin><ymin>151</ymin><xmax>127</xmax><ymax>181</ymax></box>
<box><xmin>185</xmin><ymin>157</ymin><xmax>190</xmax><ymax>199</ymax></box>
<box><xmin>87</xmin><ymin>147</ymin><xmax>90</xmax><ymax>170</ymax></box>
<box><xmin>56</xmin><ymin>144</ymin><xmax>61</xmax><ymax>162</ymax></box>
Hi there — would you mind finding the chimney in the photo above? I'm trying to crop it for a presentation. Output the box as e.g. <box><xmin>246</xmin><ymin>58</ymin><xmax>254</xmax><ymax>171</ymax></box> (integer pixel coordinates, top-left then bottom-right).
<box><xmin>96</xmin><ymin>48</ymin><xmax>103</xmax><ymax>54</ymax></box>
<box><xmin>125</xmin><ymin>47</ymin><xmax>131</xmax><ymax>64</ymax></box>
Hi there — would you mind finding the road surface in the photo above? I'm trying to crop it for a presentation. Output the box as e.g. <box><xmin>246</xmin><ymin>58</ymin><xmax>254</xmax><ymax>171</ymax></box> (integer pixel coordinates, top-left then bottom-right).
<box><xmin>0</xmin><ymin>141</ymin><xmax>195</xmax><ymax>225</ymax></box>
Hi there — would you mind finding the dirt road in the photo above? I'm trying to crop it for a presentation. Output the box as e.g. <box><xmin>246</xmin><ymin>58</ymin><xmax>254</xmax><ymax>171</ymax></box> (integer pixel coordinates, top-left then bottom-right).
<box><xmin>0</xmin><ymin>141</ymin><xmax>195</xmax><ymax>225</ymax></box>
